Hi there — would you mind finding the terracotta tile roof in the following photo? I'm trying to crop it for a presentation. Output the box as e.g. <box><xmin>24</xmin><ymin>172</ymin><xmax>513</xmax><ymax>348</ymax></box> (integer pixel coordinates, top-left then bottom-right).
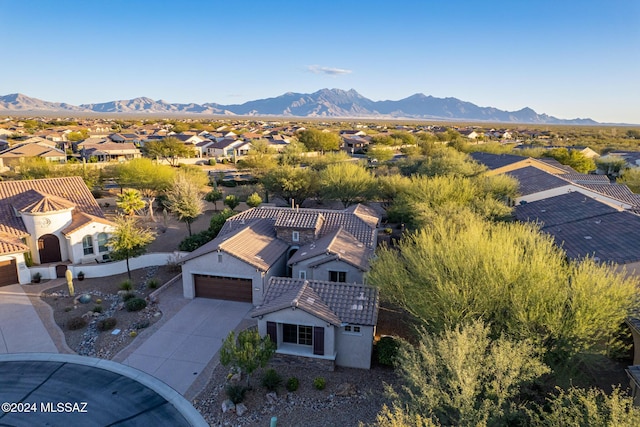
<box><xmin>0</xmin><ymin>176</ymin><xmax>104</xmax><ymax>238</ymax></box>
<box><xmin>61</xmin><ymin>211</ymin><xmax>115</xmax><ymax>235</ymax></box>
<box><xmin>179</xmin><ymin>219</ymin><xmax>289</xmax><ymax>271</ymax></box>
<box><xmin>0</xmin><ymin>233</ymin><xmax>29</xmax><ymax>255</ymax></box>
<box><xmin>221</xmin><ymin>205</ymin><xmax>378</xmax><ymax>248</ymax></box>
<box><xmin>0</xmin><ymin>142</ymin><xmax>66</xmax><ymax>158</ymax></box>
<box><xmin>288</xmin><ymin>227</ymin><xmax>373</xmax><ymax>271</ymax></box>
<box><xmin>251</xmin><ymin>277</ymin><xmax>379</xmax><ymax>326</ymax></box>
<box><xmin>11</xmin><ymin>190</ymin><xmax>76</xmax><ymax>213</ymax></box>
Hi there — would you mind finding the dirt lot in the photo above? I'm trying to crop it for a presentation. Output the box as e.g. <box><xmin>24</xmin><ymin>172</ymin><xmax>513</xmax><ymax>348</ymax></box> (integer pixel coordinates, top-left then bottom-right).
<box><xmin>40</xmin><ymin>266</ymin><xmax>180</xmax><ymax>359</ymax></box>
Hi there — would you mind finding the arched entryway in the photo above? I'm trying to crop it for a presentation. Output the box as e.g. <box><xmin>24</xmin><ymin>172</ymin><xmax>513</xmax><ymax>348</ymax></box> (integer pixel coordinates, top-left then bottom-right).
<box><xmin>38</xmin><ymin>234</ymin><xmax>62</xmax><ymax>264</ymax></box>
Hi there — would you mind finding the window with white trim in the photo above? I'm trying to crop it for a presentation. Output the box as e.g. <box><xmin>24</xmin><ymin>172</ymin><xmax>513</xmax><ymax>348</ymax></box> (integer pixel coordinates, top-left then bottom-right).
<box><xmin>97</xmin><ymin>233</ymin><xmax>109</xmax><ymax>252</ymax></box>
<box><xmin>82</xmin><ymin>235</ymin><xmax>94</xmax><ymax>256</ymax></box>
<box><xmin>298</xmin><ymin>270</ymin><xmax>306</xmax><ymax>279</ymax></box>
<box><xmin>344</xmin><ymin>325</ymin><xmax>361</xmax><ymax>333</ymax></box>
<box><xmin>292</xmin><ymin>231</ymin><xmax>300</xmax><ymax>242</ymax></box>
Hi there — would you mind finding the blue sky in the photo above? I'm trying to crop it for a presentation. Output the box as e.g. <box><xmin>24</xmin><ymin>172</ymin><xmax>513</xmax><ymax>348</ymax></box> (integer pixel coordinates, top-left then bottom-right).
<box><xmin>1</xmin><ymin>0</ymin><xmax>638</xmax><ymax>123</ymax></box>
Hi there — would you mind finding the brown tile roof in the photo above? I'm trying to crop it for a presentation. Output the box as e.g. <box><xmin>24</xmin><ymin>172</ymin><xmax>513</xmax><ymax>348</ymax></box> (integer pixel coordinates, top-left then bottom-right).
<box><xmin>61</xmin><ymin>211</ymin><xmax>114</xmax><ymax>235</ymax></box>
<box><xmin>288</xmin><ymin>227</ymin><xmax>373</xmax><ymax>271</ymax></box>
<box><xmin>0</xmin><ymin>233</ymin><xmax>29</xmax><ymax>255</ymax></box>
<box><xmin>11</xmin><ymin>190</ymin><xmax>76</xmax><ymax>213</ymax></box>
<box><xmin>179</xmin><ymin>219</ymin><xmax>289</xmax><ymax>271</ymax></box>
<box><xmin>251</xmin><ymin>277</ymin><xmax>379</xmax><ymax>326</ymax></box>
<box><xmin>0</xmin><ymin>176</ymin><xmax>104</xmax><ymax>238</ymax></box>
<box><xmin>0</xmin><ymin>142</ymin><xmax>66</xmax><ymax>158</ymax></box>
<box><xmin>221</xmin><ymin>205</ymin><xmax>378</xmax><ymax>248</ymax></box>
<box><xmin>273</xmin><ymin>211</ymin><xmax>323</xmax><ymax>230</ymax></box>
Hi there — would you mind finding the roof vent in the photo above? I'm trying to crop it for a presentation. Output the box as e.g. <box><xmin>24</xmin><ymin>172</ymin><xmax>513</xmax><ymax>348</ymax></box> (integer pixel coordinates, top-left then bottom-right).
<box><xmin>584</xmin><ymin>236</ymin><xmax>592</xmax><ymax>240</ymax></box>
<box><xmin>595</xmin><ymin>220</ymin><xmax>601</xmax><ymax>224</ymax></box>
<box><xmin>356</xmin><ymin>292</ymin><xmax>366</xmax><ymax>301</ymax></box>
<box><xmin>541</xmin><ymin>209</ymin><xmax>546</xmax><ymax>213</ymax></box>
<box><xmin>350</xmin><ymin>304</ymin><xmax>364</xmax><ymax>311</ymax></box>
<box><xmin>306</xmin><ymin>297</ymin><xmax>315</xmax><ymax>304</ymax></box>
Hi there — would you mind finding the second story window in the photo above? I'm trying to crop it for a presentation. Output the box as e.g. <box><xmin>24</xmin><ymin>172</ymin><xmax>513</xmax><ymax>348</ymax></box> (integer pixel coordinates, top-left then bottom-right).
<box><xmin>292</xmin><ymin>231</ymin><xmax>300</xmax><ymax>242</ymax></box>
<box><xmin>97</xmin><ymin>233</ymin><xmax>108</xmax><ymax>252</ymax></box>
<box><xmin>329</xmin><ymin>271</ymin><xmax>346</xmax><ymax>282</ymax></box>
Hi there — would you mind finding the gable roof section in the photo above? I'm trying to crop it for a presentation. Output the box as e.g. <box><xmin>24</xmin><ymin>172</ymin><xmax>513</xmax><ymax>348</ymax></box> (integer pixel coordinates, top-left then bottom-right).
<box><xmin>288</xmin><ymin>227</ymin><xmax>372</xmax><ymax>271</ymax></box>
<box><xmin>251</xmin><ymin>277</ymin><xmax>379</xmax><ymax>326</ymax></box>
<box><xmin>220</xmin><ymin>205</ymin><xmax>378</xmax><ymax>248</ymax></box>
<box><xmin>506</xmin><ymin>166</ymin><xmax>571</xmax><ymax>196</ymax></box>
<box><xmin>577</xmin><ymin>183</ymin><xmax>640</xmax><ymax>209</ymax></box>
<box><xmin>469</xmin><ymin>152</ymin><xmax>528</xmax><ymax>170</ymax></box>
<box><xmin>548</xmin><ymin>211</ymin><xmax>640</xmax><ymax>264</ymax></box>
<box><xmin>515</xmin><ymin>192</ymin><xmax>621</xmax><ymax>228</ymax></box>
<box><xmin>273</xmin><ymin>211</ymin><xmax>323</xmax><ymax>230</ymax></box>
<box><xmin>179</xmin><ymin>218</ymin><xmax>288</xmax><ymax>271</ymax></box>
<box><xmin>515</xmin><ymin>192</ymin><xmax>640</xmax><ymax>264</ymax></box>
<box><xmin>0</xmin><ymin>142</ymin><xmax>66</xmax><ymax>159</ymax></box>
<box><xmin>0</xmin><ymin>233</ymin><xmax>30</xmax><ymax>255</ymax></box>
<box><xmin>62</xmin><ymin>211</ymin><xmax>115</xmax><ymax>235</ymax></box>
<box><xmin>557</xmin><ymin>173</ymin><xmax>610</xmax><ymax>185</ymax></box>
<box><xmin>0</xmin><ymin>176</ymin><xmax>105</xmax><ymax>238</ymax></box>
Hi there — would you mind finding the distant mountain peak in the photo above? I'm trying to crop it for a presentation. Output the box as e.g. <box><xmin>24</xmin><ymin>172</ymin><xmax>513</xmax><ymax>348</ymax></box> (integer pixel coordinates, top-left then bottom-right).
<box><xmin>0</xmin><ymin>91</ymin><xmax>598</xmax><ymax>124</ymax></box>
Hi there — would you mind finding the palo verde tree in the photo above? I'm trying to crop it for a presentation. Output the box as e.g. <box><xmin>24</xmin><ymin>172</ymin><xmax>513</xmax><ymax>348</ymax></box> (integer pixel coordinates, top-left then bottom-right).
<box><xmin>143</xmin><ymin>137</ymin><xmax>196</xmax><ymax>166</ymax></box>
<box><xmin>385</xmin><ymin>321</ymin><xmax>549</xmax><ymax>426</ymax></box>
<box><xmin>165</xmin><ymin>173</ymin><xmax>205</xmax><ymax>236</ymax></box>
<box><xmin>108</xmin><ymin>216</ymin><xmax>156</xmax><ymax>280</ymax></box>
<box><xmin>262</xmin><ymin>165</ymin><xmax>318</xmax><ymax>205</ymax></box>
<box><xmin>219</xmin><ymin>329</ymin><xmax>275</xmax><ymax>387</ymax></box>
<box><xmin>318</xmin><ymin>161</ymin><xmax>377</xmax><ymax>207</ymax></box>
<box><xmin>114</xmin><ymin>158</ymin><xmax>175</xmax><ymax>221</ymax></box>
<box><xmin>368</xmin><ymin>213</ymin><xmax>638</xmax><ymax>366</ymax></box>
<box><xmin>297</xmin><ymin>128</ymin><xmax>341</xmax><ymax>152</ymax></box>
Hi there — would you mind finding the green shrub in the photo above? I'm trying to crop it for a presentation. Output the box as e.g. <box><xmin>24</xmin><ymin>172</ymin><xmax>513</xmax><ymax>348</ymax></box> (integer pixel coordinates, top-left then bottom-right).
<box><xmin>133</xmin><ymin>319</ymin><xmax>150</xmax><ymax>330</ymax></box>
<box><xmin>92</xmin><ymin>305</ymin><xmax>103</xmax><ymax>313</ymax></box>
<box><xmin>313</xmin><ymin>377</ymin><xmax>326</xmax><ymax>390</ymax></box>
<box><xmin>261</xmin><ymin>368</ymin><xmax>282</xmax><ymax>392</ymax></box>
<box><xmin>97</xmin><ymin>317</ymin><xmax>117</xmax><ymax>331</ymax></box>
<box><xmin>122</xmin><ymin>292</ymin><xmax>136</xmax><ymax>301</ymax></box>
<box><xmin>146</xmin><ymin>278</ymin><xmax>159</xmax><ymax>289</ymax></box>
<box><xmin>125</xmin><ymin>297</ymin><xmax>147</xmax><ymax>312</ymax></box>
<box><xmin>225</xmin><ymin>384</ymin><xmax>247</xmax><ymax>404</ymax></box>
<box><xmin>119</xmin><ymin>280</ymin><xmax>133</xmax><ymax>291</ymax></box>
<box><xmin>375</xmin><ymin>336</ymin><xmax>400</xmax><ymax>366</ymax></box>
<box><xmin>64</xmin><ymin>306</ymin><xmax>73</xmax><ymax>312</ymax></box>
<box><xmin>285</xmin><ymin>377</ymin><xmax>299</xmax><ymax>392</ymax></box>
<box><xmin>67</xmin><ymin>317</ymin><xmax>87</xmax><ymax>331</ymax></box>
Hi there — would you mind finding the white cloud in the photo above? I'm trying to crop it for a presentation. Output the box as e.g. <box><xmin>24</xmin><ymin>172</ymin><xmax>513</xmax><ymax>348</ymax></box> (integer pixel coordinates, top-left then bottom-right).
<box><xmin>307</xmin><ymin>65</ymin><xmax>353</xmax><ymax>76</ymax></box>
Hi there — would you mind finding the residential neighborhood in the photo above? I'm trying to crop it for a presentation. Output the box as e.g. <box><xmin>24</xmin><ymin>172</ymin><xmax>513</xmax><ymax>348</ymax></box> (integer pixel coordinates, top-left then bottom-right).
<box><xmin>2</xmin><ymin>115</ymin><xmax>640</xmax><ymax>425</ymax></box>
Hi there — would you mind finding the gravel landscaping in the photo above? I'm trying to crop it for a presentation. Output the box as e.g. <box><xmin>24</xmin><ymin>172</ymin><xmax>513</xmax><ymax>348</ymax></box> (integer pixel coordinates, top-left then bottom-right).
<box><xmin>40</xmin><ymin>266</ymin><xmax>179</xmax><ymax>359</ymax></box>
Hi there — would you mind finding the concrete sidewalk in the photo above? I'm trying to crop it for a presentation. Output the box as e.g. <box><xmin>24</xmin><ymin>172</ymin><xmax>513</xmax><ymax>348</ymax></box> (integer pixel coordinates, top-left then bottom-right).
<box><xmin>0</xmin><ymin>284</ymin><xmax>58</xmax><ymax>354</ymax></box>
<box><xmin>119</xmin><ymin>298</ymin><xmax>252</xmax><ymax>395</ymax></box>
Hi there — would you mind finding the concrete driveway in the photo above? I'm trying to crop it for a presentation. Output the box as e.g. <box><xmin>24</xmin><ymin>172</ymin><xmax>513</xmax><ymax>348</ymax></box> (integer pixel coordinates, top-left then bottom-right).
<box><xmin>119</xmin><ymin>298</ymin><xmax>252</xmax><ymax>395</ymax></box>
<box><xmin>0</xmin><ymin>284</ymin><xmax>57</xmax><ymax>354</ymax></box>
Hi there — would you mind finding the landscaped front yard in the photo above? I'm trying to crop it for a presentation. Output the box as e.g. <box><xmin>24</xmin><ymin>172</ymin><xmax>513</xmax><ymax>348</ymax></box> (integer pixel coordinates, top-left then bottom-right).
<box><xmin>40</xmin><ymin>266</ymin><xmax>179</xmax><ymax>359</ymax></box>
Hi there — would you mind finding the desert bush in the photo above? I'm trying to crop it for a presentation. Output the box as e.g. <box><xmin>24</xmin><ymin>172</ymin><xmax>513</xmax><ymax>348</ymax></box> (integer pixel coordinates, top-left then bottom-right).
<box><xmin>225</xmin><ymin>384</ymin><xmax>247</xmax><ymax>404</ymax></box>
<box><xmin>286</xmin><ymin>377</ymin><xmax>299</xmax><ymax>392</ymax></box>
<box><xmin>375</xmin><ymin>336</ymin><xmax>400</xmax><ymax>366</ymax></box>
<box><xmin>122</xmin><ymin>292</ymin><xmax>136</xmax><ymax>301</ymax></box>
<box><xmin>125</xmin><ymin>297</ymin><xmax>147</xmax><ymax>312</ymax></box>
<box><xmin>313</xmin><ymin>377</ymin><xmax>326</xmax><ymax>390</ymax></box>
<box><xmin>261</xmin><ymin>368</ymin><xmax>282</xmax><ymax>392</ymax></box>
<box><xmin>92</xmin><ymin>305</ymin><xmax>103</xmax><ymax>313</ymax></box>
<box><xmin>119</xmin><ymin>280</ymin><xmax>133</xmax><ymax>291</ymax></box>
<box><xmin>67</xmin><ymin>317</ymin><xmax>87</xmax><ymax>331</ymax></box>
<box><xmin>133</xmin><ymin>319</ymin><xmax>150</xmax><ymax>330</ymax></box>
<box><xmin>146</xmin><ymin>278</ymin><xmax>159</xmax><ymax>289</ymax></box>
<box><xmin>97</xmin><ymin>317</ymin><xmax>117</xmax><ymax>331</ymax></box>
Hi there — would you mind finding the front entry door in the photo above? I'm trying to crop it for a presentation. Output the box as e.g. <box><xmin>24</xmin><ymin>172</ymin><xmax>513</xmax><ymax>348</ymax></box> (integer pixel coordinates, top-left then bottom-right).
<box><xmin>38</xmin><ymin>234</ymin><xmax>62</xmax><ymax>264</ymax></box>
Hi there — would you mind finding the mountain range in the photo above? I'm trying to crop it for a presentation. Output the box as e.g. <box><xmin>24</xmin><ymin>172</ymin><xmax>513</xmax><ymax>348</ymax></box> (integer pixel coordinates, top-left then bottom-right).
<box><xmin>0</xmin><ymin>89</ymin><xmax>597</xmax><ymax>124</ymax></box>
